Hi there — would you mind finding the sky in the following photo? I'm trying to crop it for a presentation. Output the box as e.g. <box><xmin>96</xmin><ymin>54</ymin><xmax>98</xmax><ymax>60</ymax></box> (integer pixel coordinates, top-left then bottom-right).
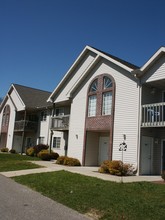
<box><xmin>0</xmin><ymin>0</ymin><xmax>165</xmax><ymax>98</ymax></box>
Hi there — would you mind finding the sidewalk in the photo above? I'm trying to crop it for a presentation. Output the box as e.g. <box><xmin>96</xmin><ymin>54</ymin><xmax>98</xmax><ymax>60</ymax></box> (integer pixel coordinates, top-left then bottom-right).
<box><xmin>0</xmin><ymin>160</ymin><xmax>163</xmax><ymax>183</ymax></box>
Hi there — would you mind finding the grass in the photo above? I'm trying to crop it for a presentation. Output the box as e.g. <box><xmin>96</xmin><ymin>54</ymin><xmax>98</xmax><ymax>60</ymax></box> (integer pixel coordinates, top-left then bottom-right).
<box><xmin>13</xmin><ymin>170</ymin><xmax>165</xmax><ymax>220</ymax></box>
<box><xmin>0</xmin><ymin>153</ymin><xmax>42</xmax><ymax>172</ymax></box>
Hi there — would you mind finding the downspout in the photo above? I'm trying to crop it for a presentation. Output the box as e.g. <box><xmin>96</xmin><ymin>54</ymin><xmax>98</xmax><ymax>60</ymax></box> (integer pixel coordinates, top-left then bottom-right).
<box><xmin>49</xmin><ymin>103</ymin><xmax>55</xmax><ymax>153</ymax></box>
<box><xmin>21</xmin><ymin>110</ymin><xmax>26</xmax><ymax>154</ymax></box>
<box><xmin>137</xmin><ymin>80</ymin><xmax>142</xmax><ymax>175</ymax></box>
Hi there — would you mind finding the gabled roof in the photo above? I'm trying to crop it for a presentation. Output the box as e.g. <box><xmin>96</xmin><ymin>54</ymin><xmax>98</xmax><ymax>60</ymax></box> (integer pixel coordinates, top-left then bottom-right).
<box><xmin>48</xmin><ymin>45</ymin><xmax>138</xmax><ymax>102</ymax></box>
<box><xmin>91</xmin><ymin>46</ymin><xmax>139</xmax><ymax>69</ymax></box>
<box><xmin>132</xmin><ymin>46</ymin><xmax>165</xmax><ymax>77</ymax></box>
<box><xmin>0</xmin><ymin>84</ymin><xmax>52</xmax><ymax>112</ymax></box>
<box><xmin>13</xmin><ymin>84</ymin><xmax>52</xmax><ymax>109</ymax></box>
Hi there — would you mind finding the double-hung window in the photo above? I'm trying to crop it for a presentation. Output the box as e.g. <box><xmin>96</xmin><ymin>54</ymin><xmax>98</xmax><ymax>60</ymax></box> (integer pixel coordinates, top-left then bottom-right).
<box><xmin>88</xmin><ymin>95</ymin><xmax>97</xmax><ymax>116</ymax></box>
<box><xmin>53</xmin><ymin>137</ymin><xmax>61</xmax><ymax>149</ymax></box>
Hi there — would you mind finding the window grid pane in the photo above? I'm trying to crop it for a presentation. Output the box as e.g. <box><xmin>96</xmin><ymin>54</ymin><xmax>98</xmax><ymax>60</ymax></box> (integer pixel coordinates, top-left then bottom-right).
<box><xmin>102</xmin><ymin>92</ymin><xmax>112</xmax><ymax>115</ymax></box>
<box><xmin>104</xmin><ymin>76</ymin><xmax>112</xmax><ymax>89</ymax></box>
<box><xmin>53</xmin><ymin>137</ymin><xmax>61</xmax><ymax>148</ymax></box>
<box><xmin>88</xmin><ymin>95</ymin><xmax>96</xmax><ymax>116</ymax></box>
<box><xmin>89</xmin><ymin>79</ymin><xmax>98</xmax><ymax>92</ymax></box>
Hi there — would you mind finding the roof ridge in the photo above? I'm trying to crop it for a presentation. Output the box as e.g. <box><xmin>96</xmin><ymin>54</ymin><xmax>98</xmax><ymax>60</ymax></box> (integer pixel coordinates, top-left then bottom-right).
<box><xmin>13</xmin><ymin>83</ymin><xmax>51</xmax><ymax>94</ymax></box>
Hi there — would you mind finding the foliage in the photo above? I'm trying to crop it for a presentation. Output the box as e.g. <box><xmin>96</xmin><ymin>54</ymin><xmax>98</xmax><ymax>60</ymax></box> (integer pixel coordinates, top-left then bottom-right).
<box><xmin>0</xmin><ymin>147</ymin><xmax>9</xmax><ymax>152</ymax></box>
<box><xmin>50</xmin><ymin>152</ymin><xmax>59</xmax><ymax>160</ymax></box>
<box><xmin>33</xmin><ymin>144</ymin><xmax>49</xmax><ymax>156</ymax></box>
<box><xmin>39</xmin><ymin>152</ymin><xmax>52</xmax><ymax>161</ymax></box>
<box><xmin>161</xmin><ymin>170</ymin><xmax>165</xmax><ymax>181</ymax></box>
<box><xmin>98</xmin><ymin>160</ymin><xmax>135</xmax><ymax>176</ymax></box>
<box><xmin>9</xmin><ymin>149</ymin><xmax>17</xmax><ymax>154</ymax></box>
<box><xmin>26</xmin><ymin>147</ymin><xmax>35</xmax><ymax>156</ymax></box>
<box><xmin>56</xmin><ymin>156</ymin><xmax>81</xmax><ymax>166</ymax></box>
<box><xmin>13</xmin><ymin>171</ymin><xmax>165</xmax><ymax>220</ymax></box>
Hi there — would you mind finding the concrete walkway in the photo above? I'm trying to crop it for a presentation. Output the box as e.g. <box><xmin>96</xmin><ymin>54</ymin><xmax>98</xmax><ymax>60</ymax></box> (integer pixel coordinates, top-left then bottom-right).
<box><xmin>0</xmin><ymin>160</ymin><xmax>163</xmax><ymax>183</ymax></box>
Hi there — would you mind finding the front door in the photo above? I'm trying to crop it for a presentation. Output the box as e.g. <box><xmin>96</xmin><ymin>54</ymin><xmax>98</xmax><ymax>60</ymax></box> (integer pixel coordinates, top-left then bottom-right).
<box><xmin>161</xmin><ymin>140</ymin><xmax>165</xmax><ymax>171</ymax></box>
<box><xmin>98</xmin><ymin>137</ymin><xmax>109</xmax><ymax>165</ymax></box>
<box><xmin>141</xmin><ymin>136</ymin><xmax>153</xmax><ymax>175</ymax></box>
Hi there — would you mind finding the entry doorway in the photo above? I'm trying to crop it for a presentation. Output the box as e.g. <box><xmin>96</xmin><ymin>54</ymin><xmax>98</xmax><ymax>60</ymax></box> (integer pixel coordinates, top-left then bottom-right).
<box><xmin>140</xmin><ymin>136</ymin><xmax>153</xmax><ymax>175</ymax></box>
<box><xmin>161</xmin><ymin>140</ymin><xmax>165</xmax><ymax>171</ymax></box>
<box><xmin>98</xmin><ymin>137</ymin><xmax>109</xmax><ymax>165</ymax></box>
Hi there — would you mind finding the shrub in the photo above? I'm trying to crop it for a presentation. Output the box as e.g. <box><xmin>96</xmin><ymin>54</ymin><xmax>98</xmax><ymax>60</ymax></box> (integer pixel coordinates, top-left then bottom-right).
<box><xmin>9</xmin><ymin>149</ymin><xmax>16</xmax><ymax>154</ymax></box>
<box><xmin>40</xmin><ymin>153</ymin><xmax>52</xmax><ymax>161</ymax></box>
<box><xmin>33</xmin><ymin>144</ymin><xmax>49</xmax><ymax>156</ymax></box>
<box><xmin>0</xmin><ymin>147</ymin><xmax>9</xmax><ymax>152</ymax></box>
<box><xmin>26</xmin><ymin>147</ymin><xmax>35</xmax><ymax>156</ymax></box>
<box><xmin>56</xmin><ymin>156</ymin><xmax>81</xmax><ymax>166</ymax></box>
<box><xmin>37</xmin><ymin>149</ymin><xmax>49</xmax><ymax>158</ymax></box>
<box><xmin>50</xmin><ymin>152</ymin><xmax>59</xmax><ymax>160</ymax></box>
<box><xmin>161</xmin><ymin>170</ymin><xmax>165</xmax><ymax>181</ymax></box>
<box><xmin>98</xmin><ymin>160</ymin><xmax>135</xmax><ymax>176</ymax></box>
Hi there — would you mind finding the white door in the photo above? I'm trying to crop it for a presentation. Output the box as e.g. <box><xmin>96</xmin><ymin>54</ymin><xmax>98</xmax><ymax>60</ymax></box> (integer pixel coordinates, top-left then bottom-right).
<box><xmin>161</xmin><ymin>140</ymin><xmax>165</xmax><ymax>171</ymax></box>
<box><xmin>98</xmin><ymin>137</ymin><xmax>109</xmax><ymax>165</ymax></box>
<box><xmin>141</xmin><ymin>136</ymin><xmax>153</xmax><ymax>175</ymax></box>
<box><xmin>13</xmin><ymin>135</ymin><xmax>22</xmax><ymax>153</ymax></box>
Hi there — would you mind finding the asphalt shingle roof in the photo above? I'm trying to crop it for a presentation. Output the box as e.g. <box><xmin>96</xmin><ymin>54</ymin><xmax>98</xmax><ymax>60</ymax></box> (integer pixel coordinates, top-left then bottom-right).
<box><xmin>91</xmin><ymin>46</ymin><xmax>139</xmax><ymax>69</ymax></box>
<box><xmin>13</xmin><ymin>84</ymin><xmax>52</xmax><ymax>109</ymax></box>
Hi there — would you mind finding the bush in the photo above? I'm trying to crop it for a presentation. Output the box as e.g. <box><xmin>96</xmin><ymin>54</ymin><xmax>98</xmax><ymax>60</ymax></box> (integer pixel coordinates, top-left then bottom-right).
<box><xmin>40</xmin><ymin>153</ymin><xmax>52</xmax><ymax>161</ymax></box>
<box><xmin>26</xmin><ymin>147</ymin><xmax>35</xmax><ymax>156</ymax></box>
<box><xmin>98</xmin><ymin>160</ymin><xmax>135</xmax><ymax>176</ymax></box>
<box><xmin>0</xmin><ymin>147</ymin><xmax>9</xmax><ymax>152</ymax></box>
<box><xmin>33</xmin><ymin>144</ymin><xmax>49</xmax><ymax>156</ymax></box>
<box><xmin>161</xmin><ymin>170</ymin><xmax>165</xmax><ymax>181</ymax></box>
<box><xmin>9</xmin><ymin>149</ymin><xmax>16</xmax><ymax>154</ymax></box>
<box><xmin>56</xmin><ymin>156</ymin><xmax>81</xmax><ymax>166</ymax></box>
<box><xmin>50</xmin><ymin>152</ymin><xmax>59</xmax><ymax>160</ymax></box>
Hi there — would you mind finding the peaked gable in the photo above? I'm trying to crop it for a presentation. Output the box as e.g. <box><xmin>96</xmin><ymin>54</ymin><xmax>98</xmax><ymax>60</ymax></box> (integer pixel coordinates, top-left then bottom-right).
<box><xmin>48</xmin><ymin>45</ymin><xmax>138</xmax><ymax>102</ymax></box>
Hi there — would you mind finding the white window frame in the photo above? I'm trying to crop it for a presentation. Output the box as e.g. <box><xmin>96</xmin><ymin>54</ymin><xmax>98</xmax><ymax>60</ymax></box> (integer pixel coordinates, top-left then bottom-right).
<box><xmin>38</xmin><ymin>137</ymin><xmax>45</xmax><ymax>144</ymax></box>
<box><xmin>102</xmin><ymin>92</ymin><xmax>112</xmax><ymax>115</ymax></box>
<box><xmin>40</xmin><ymin>111</ymin><xmax>47</xmax><ymax>121</ymax></box>
<box><xmin>53</xmin><ymin>137</ymin><xmax>61</xmax><ymax>149</ymax></box>
<box><xmin>88</xmin><ymin>95</ymin><xmax>97</xmax><ymax>117</ymax></box>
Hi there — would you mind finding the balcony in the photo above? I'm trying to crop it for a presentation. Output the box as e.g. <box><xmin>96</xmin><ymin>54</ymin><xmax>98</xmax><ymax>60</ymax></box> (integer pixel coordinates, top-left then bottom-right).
<box><xmin>14</xmin><ymin>120</ymin><xmax>38</xmax><ymax>132</ymax></box>
<box><xmin>141</xmin><ymin>102</ymin><xmax>165</xmax><ymax>127</ymax></box>
<box><xmin>51</xmin><ymin>115</ymin><xmax>70</xmax><ymax>130</ymax></box>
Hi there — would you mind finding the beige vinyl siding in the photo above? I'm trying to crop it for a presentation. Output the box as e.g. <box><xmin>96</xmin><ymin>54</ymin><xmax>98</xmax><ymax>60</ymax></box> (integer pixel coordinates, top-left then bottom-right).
<box><xmin>67</xmin><ymin>58</ymin><xmax>139</xmax><ymax>165</ymax></box>
<box><xmin>141</xmin><ymin>55</ymin><xmax>165</xmax><ymax>83</ymax></box>
<box><xmin>54</xmin><ymin>51</ymin><xmax>97</xmax><ymax>103</ymax></box>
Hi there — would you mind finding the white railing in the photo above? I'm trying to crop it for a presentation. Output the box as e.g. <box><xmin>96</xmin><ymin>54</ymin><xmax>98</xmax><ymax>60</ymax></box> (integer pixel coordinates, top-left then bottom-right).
<box><xmin>51</xmin><ymin>115</ymin><xmax>70</xmax><ymax>130</ymax></box>
<box><xmin>141</xmin><ymin>102</ymin><xmax>165</xmax><ymax>127</ymax></box>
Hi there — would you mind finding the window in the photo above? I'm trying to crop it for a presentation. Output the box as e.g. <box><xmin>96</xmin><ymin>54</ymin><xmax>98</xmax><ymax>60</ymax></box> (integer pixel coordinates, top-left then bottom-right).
<box><xmin>38</xmin><ymin>137</ymin><xmax>44</xmax><ymax>144</ymax></box>
<box><xmin>55</xmin><ymin>108</ymin><xmax>64</xmax><ymax>116</ymax></box>
<box><xmin>103</xmin><ymin>76</ymin><xmax>112</xmax><ymax>89</ymax></box>
<box><xmin>89</xmin><ymin>79</ymin><xmax>98</xmax><ymax>92</ymax></box>
<box><xmin>2</xmin><ymin>105</ymin><xmax>10</xmax><ymax>126</ymax></box>
<box><xmin>41</xmin><ymin>111</ymin><xmax>47</xmax><ymax>121</ymax></box>
<box><xmin>87</xmin><ymin>75</ymin><xmax>114</xmax><ymax>117</ymax></box>
<box><xmin>102</xmin><ymin>92</ymin><xmax>112</xmax><ymax>115</ymax></box>
<box><xmin>53</xmin><ymin>137</ymin><xmax>61</xmax><ymax>149</ymax></box>
<box><xmin>88</xmin><ymin>95</ymin><xmax>97</xmax><ymax>116</ymax></box>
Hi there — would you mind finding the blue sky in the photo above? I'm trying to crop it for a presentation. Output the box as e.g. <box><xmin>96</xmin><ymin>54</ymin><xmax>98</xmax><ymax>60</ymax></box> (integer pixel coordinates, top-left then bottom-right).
<box><xmin>0</xmin><ymin>0</ymin><xmax>165</xmax><ymax>98</ymax></box>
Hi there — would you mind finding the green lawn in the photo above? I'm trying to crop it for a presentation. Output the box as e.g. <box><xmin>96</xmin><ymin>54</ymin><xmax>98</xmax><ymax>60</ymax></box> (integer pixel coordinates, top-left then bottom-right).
<box><xmin>13</xmin><ymin>171</ymin><xmax>165</xmax><ymax>220</ymax></box>
<box><xmin>0</xmin><ymin>153</ymin><xmax>42</xmax><ymax>172</ymax></box>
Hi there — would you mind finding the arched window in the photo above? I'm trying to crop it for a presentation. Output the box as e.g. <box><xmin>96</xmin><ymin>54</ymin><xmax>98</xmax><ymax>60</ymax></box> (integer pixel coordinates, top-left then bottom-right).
<box><xmin>2</xmin><ymin>105</ymin><xmax>10</xmax><ymax>126</ymax></box>
<box><xmin>87</xmin><ymin>75</ymin><xmax>114</xmax><ymax>117</ymax></box>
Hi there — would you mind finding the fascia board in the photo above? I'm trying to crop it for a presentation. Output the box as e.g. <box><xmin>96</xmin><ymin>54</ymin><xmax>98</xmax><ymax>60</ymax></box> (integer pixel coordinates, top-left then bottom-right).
<box><xmin>66</xmin><ymin>55</ymin><xmax>101</xmax><ymax>98</ymax></box>
<box><xmin>47</xmin><ymin>46</ymin><xmax>95</xmax><ymax>102</ymax></box>
<box><xmin>12</xmin><ymin>84</ymin><xmax>26</xmax><ymax>109</ymax></box>
<box><xmin>87</xmin><ymin>46</ymin><xmax>134</xmax><ymax>72</ymax></box>
<box><xmin>140</xmin><ymin>47</ymin><xmax>165</xmax><ymax>72</ymax></box>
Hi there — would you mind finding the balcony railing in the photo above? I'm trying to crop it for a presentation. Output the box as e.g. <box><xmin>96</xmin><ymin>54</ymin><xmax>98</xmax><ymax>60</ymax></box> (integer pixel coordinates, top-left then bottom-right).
<box><xmin>51</xmin><ymin>115</ymin><xmax>70</xmax><ymax>130</ymax></box>
<box><xmin>14</xmin><ymin>120</ymin><xmax>38</xmax><ymax>131</ymax></box>
<box><xmin>141</xmin><ymin>102</ymin><xmax>165</xmax><ymax>127</ymax></box>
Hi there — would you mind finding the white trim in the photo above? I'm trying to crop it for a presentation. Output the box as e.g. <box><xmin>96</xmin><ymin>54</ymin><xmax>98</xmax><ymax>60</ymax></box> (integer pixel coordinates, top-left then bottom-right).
<box><xmin>140</xmin><ymin>47</ymin><xmax>165</xmax><ymax>72</ymax></box>
<box><xmin>47</xmin><ymin>45</ymin><xmax>135</xmax><ymax>102</ymax></box>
